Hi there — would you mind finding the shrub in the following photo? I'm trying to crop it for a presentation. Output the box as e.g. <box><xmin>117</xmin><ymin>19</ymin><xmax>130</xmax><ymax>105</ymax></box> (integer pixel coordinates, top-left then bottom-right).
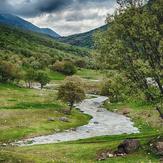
<box><xmin>62</xmin><ymin>62</ymin><xmax>76</xmax><ymax>76</ymax></box>
<box><xmin>0</xmin><ymin>61</ymin><xmax>21</xmax><ymax>82</ymax></box>
<box><xmin>52</xmin><ymin>61</ymin><xmax>76</xmax><ymax>76</ymax></box>
<box><xmin>74</xmin><ymin>59</ymin><xmax>87</xmax><ymax>68</ymax></box>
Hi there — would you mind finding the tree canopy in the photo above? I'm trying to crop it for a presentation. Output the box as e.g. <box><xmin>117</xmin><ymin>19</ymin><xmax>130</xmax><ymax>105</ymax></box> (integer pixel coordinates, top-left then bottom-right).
<box><xmin>95</xmin><ymin>0</ymin><xmax>163</xmax><ymax>101</ymax></box>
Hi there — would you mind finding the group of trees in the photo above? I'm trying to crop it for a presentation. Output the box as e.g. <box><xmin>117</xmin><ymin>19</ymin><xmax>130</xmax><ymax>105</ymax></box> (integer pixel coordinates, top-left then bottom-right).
<box><xmin>52</xmin><ymin>61</ymin><xmax>77</xmax><ymax>76</ymax></box>
<box><xmin>0</xmin><ymin>60</ymin><xmax>50</xmax><ymax>89</ymax></box>
<box><xmin>95</xmin><ymin>0</ymin><xmax>163</xmax><ymax>102</ymax></box>
<box><xmin>25</xmin><ymin>69</ymin><xmax>50</xmax><ymax>89</ymax></box>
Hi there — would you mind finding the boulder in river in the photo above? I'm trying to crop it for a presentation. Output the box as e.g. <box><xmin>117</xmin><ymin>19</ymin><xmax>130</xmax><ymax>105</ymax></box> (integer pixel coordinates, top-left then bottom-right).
<box><xmin>97</xmin><ymin>108</ymin><xmax>105</xmax><ymax>112</ymax></box>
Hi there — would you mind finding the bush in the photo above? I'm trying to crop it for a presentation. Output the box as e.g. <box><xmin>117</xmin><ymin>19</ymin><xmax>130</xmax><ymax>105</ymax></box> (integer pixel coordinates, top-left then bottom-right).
<box><xmin>101</xmin><ymin>72</ymin><xmax>133</xmax><ymax>102</ymax></box>
<box><xmin>62</xmin><ymin>62</ymin><xmax>76</xmax><ymax>76</ymax></box>
<box><xmin>52</xmin><ymin>61</ymin><xmax>76</xmax><ymax>76</ymax></box>
<box><xmin>74</xmin><ymin>59</ymin><xmax>87</xmax><ymax>68</ymax></box>
<box><xmin>0</xmin><ymin>61</ymin><xmax>21</xmax><ymax>82</ymax></box>
<box><xmin>52</xmin><ymin>61</ymin><xmax>64</xmax><ymax>72</ymax></box>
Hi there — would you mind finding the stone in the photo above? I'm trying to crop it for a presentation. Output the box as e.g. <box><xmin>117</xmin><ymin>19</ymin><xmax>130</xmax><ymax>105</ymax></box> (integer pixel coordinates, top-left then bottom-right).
<box><xmin>70</xmin><ymin>128</ymin><xmax>76</xmax><ymax>131</ymax></box>
<box><xmin>62</xmin><ymin>109</ymin><xmax>70</xmax><ymax>115</ymax></box>
<box><xmin>96</xmin><ymin>152</ymin><xmax>108</xmax><ymax>161</ymax></box>
<box><xmin>150</xmin><ymin>138</ymin><xmax>163</xmax><ymax>156</ymax></box>
<box><xmin>59</xmin><ymin>117</ymin><xmax>69</xmax><ymax>122</ymax></box>
<box><xmin>48</xmin><ymin>117</ymin><xmax>55</xmax><ymax>121</ymax></box>
<box><xmin>2</xmin><ymin>143</ymin><xmax>7</xmax><ymax>147</ymax></box>
<box><xmin>97</xmin><ymin>108</ymin><xmax>105</xmax><ymax>112</ymax></box>
<box><xmin>121</xmin><ymin>108</ymin><xmax>131</xmax><ymax>115</ymax></box>
<box><xmin>108</xmin><ymin>153</ymin><xmax>114</xmax><ymax>158</ymax></box>
<box><xmin>117</xmin><ymin>139</ymin><xmax>140</xmax><ymax>154</ymax></box>
<box><xmin>96</xmin><ymin>150</ymin><xmax>114</xmax><ymax>161</ymax></box>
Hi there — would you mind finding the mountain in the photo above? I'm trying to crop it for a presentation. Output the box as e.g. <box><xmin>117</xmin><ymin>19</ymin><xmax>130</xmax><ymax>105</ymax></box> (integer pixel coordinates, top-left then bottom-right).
<box><xmin>57</xmin><ymin>25</ymin><xmax>108</xmax><ymax>48</ymax></box>
<box><xmin>0</xmin><ymin>13</ymin><xmax>60</xmax><ymax>38</ymax></box>
<box><xmin>0</xmin><ymin>24</ymin><xmax>90</xmax><ymax>60</ymax></box>
<box><xmin>40</xmin><ymin>28</ymin><xmax>60</xmax><ymax>38</ymax></box>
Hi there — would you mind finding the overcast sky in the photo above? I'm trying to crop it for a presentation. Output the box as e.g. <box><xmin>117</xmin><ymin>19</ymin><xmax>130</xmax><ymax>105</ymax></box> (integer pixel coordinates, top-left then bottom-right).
<box><xmin>0</xmin><ymin>0</ymin><xmax>117</xmax><ymax>36</ymax></box>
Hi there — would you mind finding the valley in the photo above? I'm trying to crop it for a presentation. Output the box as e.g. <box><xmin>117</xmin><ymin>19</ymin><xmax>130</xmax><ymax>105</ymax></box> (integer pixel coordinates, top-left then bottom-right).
<box><xmin>0</xmin><ymin>0</ymin><xmax>163</xmax><ymax>162</ymax></box>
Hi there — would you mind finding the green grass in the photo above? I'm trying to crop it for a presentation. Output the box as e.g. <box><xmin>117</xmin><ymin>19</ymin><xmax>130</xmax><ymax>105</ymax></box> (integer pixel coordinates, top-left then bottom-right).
<box><xmin>104</xmin><ymin>100</ymin><xmax>163</xmax><ymax>135</ymax></box>
<box><xmin>45</xmin><ymin>69</ymin><xmax>65</xmax><ymax>81</ymax></box>
<box><xmin>0</xmin><ymin>84</ymin><xmax>162</xmax><ymax>163</ymax></box>
<box><xmin>77</xmin><ymin>69</ymin><xmax>104</xmax><ymax>80</ymax></box>
<box><xmin>0</xmin><ymin>83</ymin><xmax>90</xmax><ymax>143</ymax></box>
<box><xmin>0</xmin><ymin>135</ymin><xmax>160</xmax><ymax>163</ymax></box>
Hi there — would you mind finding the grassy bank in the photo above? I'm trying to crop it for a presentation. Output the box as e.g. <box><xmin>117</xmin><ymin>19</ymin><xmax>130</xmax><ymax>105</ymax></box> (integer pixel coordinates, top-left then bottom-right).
<box><xmin>0</xmin><ymin>84</ymin><xmax>90</xmax><ymax>143</ymax></box>
<box><xmin>0</xmin><ymin>84</ymin><xmax>162</xmax><ymax>163</ymax></box>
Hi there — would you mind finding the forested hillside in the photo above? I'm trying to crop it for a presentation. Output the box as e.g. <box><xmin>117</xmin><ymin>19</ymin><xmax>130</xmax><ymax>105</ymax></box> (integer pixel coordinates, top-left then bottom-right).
<box><xmin>0</xmin><ymin>24</ymin><xmax>90</xmax><ymax>65</ymax></box>
<box><xmin>57</xmin><ymin>25</ymin><xmax>107</xmax><ymax>48</ymax></box>
<box><xmin>0</xmin><ymin>13</ymin><xmax>60</xmax><ymax>38</ymax></box>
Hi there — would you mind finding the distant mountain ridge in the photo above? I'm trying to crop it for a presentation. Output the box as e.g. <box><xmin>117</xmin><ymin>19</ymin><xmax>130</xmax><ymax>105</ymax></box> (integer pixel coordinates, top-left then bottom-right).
<box><xmin>57</xmin><ymin>25</ymin><xmax>108</xmax><ymax>48</ymax></box>
<box><xmin>0</xmin><ymin>13</ymin><xmax>60</xmax><ymax>38</ymax></box>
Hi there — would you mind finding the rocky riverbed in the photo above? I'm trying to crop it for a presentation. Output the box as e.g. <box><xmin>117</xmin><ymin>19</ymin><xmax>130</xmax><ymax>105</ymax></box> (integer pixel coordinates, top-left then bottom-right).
<box><xmin>16</xmin><ymin>95</ymin><xmax>139</xmax><ymax>146</ymax></box>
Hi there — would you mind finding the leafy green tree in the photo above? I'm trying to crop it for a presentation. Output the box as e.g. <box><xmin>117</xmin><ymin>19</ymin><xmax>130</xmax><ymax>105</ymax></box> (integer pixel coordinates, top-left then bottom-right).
<box><xmin>95</xmin><ymin>0</ymin><xmax>163</xmax><ymax>101</ymax></box>
<box><xmin>24</xmin><ymin>69</ymin><xmax>36</xmax><ymax>88</ymax></box>
<box><xmin>52</xmin><ymin>61</ymin><xmax>76</xmax><ymax>76</ymax></box>
<box><xmin>0</xmin><ymin>61</ymin><xmax>21</xmax><ymax>83</ymax></box>
<box><xmin>62</xmin><ymin>62</ymin><xmax>77</xmax><ymax>76</ymax></box>
<box><xmin>58</xmin><ymin>76</ymin><xmax>85</xmax><ymax>113</ymax></box>
<box><xmin>35</xmin><ymin>71</ymin><xmax>50</xmax><ymax>89</ymax></box>
<box><xmin>75</xmin><ymin>59</ymin><xmax>87</xmax><ymax>68</ymax></box>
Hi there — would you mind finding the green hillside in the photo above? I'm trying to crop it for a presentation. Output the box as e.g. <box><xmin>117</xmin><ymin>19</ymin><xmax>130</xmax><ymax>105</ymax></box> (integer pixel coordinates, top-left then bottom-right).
<box><xmin>57</xmin><ymin>25</ymin><xmax>108</xmax><ymax>48</ymax></box>
<box><xmin>0</xmin><ymin>24</ymin><xmax>90</xmax><ymax>61</ymax></box>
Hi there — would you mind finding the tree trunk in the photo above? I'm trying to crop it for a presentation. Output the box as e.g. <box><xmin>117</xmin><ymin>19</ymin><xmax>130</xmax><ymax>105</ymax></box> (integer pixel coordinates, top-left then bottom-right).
<box><xmin>28</xmin><ymin>81</ymin><xmax>31</xmax><ymax>88</ymax></box>
<box><xmin>154</xmin><ymin>76</ymin><xmax>163</xmax><ymax>95</ymax></box>
<box><xmin>69</xmin><ymin>102</ymin><xmax>74</xmax><ymax>113</ymax></box>
<box><xmin>156</xmin><ymin>107</ymin><xmax>163</xmax><ymax>119</ymax></box>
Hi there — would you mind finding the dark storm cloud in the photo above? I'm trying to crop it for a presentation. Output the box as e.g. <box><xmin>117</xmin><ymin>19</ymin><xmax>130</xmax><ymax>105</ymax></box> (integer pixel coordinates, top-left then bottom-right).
<box><xmin>0</xmin><ymin>0</ymin><xmax>116</xmax><ymax>35</ymax></box>
<box><xmin>0</xmin><ymin>0</ymin><xmax>115</xmax><ymax>17</ymax></box>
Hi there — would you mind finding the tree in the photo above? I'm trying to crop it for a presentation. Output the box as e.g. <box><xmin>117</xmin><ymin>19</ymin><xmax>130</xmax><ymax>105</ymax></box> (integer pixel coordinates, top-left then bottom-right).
<box><xmin>0</xmin><ymin>61</ymin><xmax>21</xmax><ymax>83</ymax></box>
<box><xmin>101</xmin><ymin>72</ymin><xmax>134</xmax><ymax>102</ymax></box>
<box><xmin>58</xmin><ymin>76</ymin><xmax>85</xmax><ymax>113</ymax></box>
<box><xmin>95</xmin><ymin>0</ymin><xmax>163</xmax><ymax>101</ymax></box>
<box><xmin>62</xmin><ymin>62</ymin><xmax>77</xmax><ymax>76</ymax></box>
<box><xmin>74</xmin><ymin>59</ymin><xmax>87</xmax><ymax>68</ymax></box>
<box><xmin>52</xmin><ymin>61</ymin><xmax>76</xmax><ymax>76</ymax></box>
<box><xmin>35</xmin><ymin>71</ymin><xmax>50</xmax><ymax>89</ymax></box>
<box><xmin>24</xmin><ymin>69</ymin><xmax>36</xmax><ymax>88</ymax></box>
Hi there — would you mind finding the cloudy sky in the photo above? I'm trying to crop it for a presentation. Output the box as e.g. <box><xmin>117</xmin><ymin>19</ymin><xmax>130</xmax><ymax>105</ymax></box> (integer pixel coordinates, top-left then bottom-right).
<box><xmin>0</xmin><ymin>0</ymin><xmax>117</xmax><ymax>36</ymax></box>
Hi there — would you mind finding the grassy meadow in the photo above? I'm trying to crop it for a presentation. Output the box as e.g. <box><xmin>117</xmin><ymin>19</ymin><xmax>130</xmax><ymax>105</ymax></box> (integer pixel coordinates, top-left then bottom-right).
<box><xmin>0</xmin><ymin>83</ymin><xmax>90</xmax><ymax>144</ymax></box>
<box><xmin>0</xmin><ymin>70</ymin><xmax>162</xmax><ymax>163</ymax></box>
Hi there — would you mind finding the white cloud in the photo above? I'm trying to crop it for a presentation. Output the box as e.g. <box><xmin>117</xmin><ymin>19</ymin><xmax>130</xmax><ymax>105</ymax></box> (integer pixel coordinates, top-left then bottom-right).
<box><xmin>25</xmin><ymin>1</ymin><xmax>117</xmax><ymax>36</ymax></box>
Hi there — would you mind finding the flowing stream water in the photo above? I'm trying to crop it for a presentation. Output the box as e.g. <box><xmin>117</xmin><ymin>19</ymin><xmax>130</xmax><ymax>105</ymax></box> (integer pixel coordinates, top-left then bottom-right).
<box><xmin>16</xmin><ymin>95</ymin><xmax>139</xmax><ymax>146</ymax></box>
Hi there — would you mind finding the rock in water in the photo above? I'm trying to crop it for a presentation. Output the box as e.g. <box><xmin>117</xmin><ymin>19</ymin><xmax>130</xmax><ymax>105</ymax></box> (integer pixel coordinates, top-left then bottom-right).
<box><xmin>117</xmin><ymin>139</ymin><xmax>140</xmax><ymax>154</ymax></box>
